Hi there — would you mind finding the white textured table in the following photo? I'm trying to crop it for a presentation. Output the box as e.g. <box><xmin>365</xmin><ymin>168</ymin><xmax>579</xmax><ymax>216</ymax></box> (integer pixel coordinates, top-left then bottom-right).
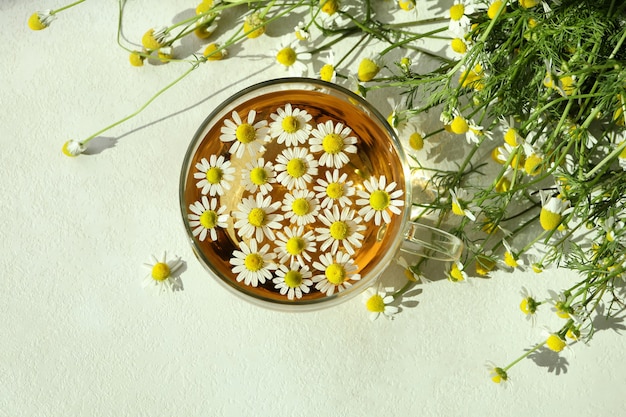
<box><xmin>2</xmin><ymin>1</ymin><xmax>625</xmax><ymax>415</ymax></box>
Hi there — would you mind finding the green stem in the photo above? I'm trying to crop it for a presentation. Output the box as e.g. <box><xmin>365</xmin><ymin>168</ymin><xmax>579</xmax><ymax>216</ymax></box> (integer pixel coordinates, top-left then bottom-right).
<box><xmin>52</xmin><ymin>0</ymin><xmax>85</xmax><ymax>14</ymax></box>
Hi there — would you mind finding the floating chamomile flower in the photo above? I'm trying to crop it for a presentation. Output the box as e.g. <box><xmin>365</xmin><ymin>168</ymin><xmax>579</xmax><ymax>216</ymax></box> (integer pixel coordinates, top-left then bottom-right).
<box><xmin>142</xmin><ymin>252</ymin><xmax>184</xmax><ymax>294</ymax></box>
<box><xmin>356</xmin><ymin>175</ymin><xmax>404</xmax><ymax>226</ymax></box>
<box><xmin>273</xmin><ymin>262</ymin><xmax>313</xmax><ymax>300</ymax></box>
<box><xmin>220</xmin><ymin>110</ymin><xmax>270</xmax><ymax>158</ymax></box>
<box><xmin>362</xmin><ymin>287</ymin><xmax>398</xmax><ymax>321</ymax></box>
<box><xmin>309</xmin><ymin>120</ymin><xmax>358</xmax><ymax>168</ymax></box>
<box><xmin>316</xmin><ymin>206</ymin><xmax>366</xmax><ymax>255</ymax></box>
<box><xmin>274</xmin><ymin>225</ymin><xmax>317</xmax><ymax>265</ymax></box>
<box><xmin>319</xmin><ymin>50</ymin><xmax>337</xmax><ymax>83</ymax></box>
<box><xmin>269</xmin><ymin>103</ymin><xmax>313</xmax><ymax>146</ymax></box>
<box><xmin>241</xmin><ymin>158</ymin><xmax>275</xmax><ymax>195</ymax></box>
<box><xmin>62</xmin><ymin>139</ymin><xmax>86</xmax><ymax>157</ymax></box>
<box><xmin>282</xmin><ymin>189</ymin><xmax>320</xmax><ymax>226</ymax></box>
<box><xmin>229</xmin><ymin>239</ymin><xmax>276</xmax><ymax>287</ymax></box>
<box><xmin>28</xmin><ymin>10</ymin><xmax>55</xmax><ymax>30</ymax></box>
<box><xmin>187</xmin><ymin>195</ymin><xmax>228</xmax><ymax>242</ymax></box>
<box><xmin>233</xmin><ymin>194</ymin><xmax>284</xmax><ymax>242</ymax></box>
<box><xmin>313</xmin><ymin>169</ymin><xmax>355</xmax><ymax>209</ymax></box>
<box><xmin>274</xmin><ymin>146</ymin><xmax>319</xmax><ymax>189</ymax></box>
<box><xmin>273</xmin><ymin>36</ymin><xmax>311</xmax><ymax>76</ymax></box>
<box><xmin>312</xmin><ymin>251</ymin><xmax>360</xmax><ymax>296</ymax></box>
<box><xmin>193</xmin><ymin>154</ymin><xmax>235</xmax><ymax>196</ymax></box>
<box><xmin>450</xmin><ymin>188</ymin><xmax>477</xmax><ymax>221</ymax></box>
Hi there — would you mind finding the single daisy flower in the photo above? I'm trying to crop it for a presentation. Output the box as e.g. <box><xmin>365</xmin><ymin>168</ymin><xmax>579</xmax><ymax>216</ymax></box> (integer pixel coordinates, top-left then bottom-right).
<box><xmin>220</xmin><ymin>109</ymin><xmax>270</xmax><ymax>158</ymax></box>
<box><xmin>547</xmin><ymin>290</ymin><xmax>576</xmax><ymax>320</ymax></box>
<box><xmin>520</xmin><ymin>286</ymin><xmax>539</xmax><ymax>323</ymax></box>
<box><xmin>521</xmin><ymin>141</ymin><xmax>545</xmax><ymax>177</ymax></box>
<box><xmin>294</xmin><ymin>21</ymin><xmax>311</xmax><ymax>42</ymax></box>
<box><xmin>396</xmin><ymin>256</ymin><xmax>427</xmax><ymax>283</ymax></box>
<box><xmin>229</xmin><ymin>239</ymin><xmax>276</xmax><ymax>287</ymax></box>
<box><xmin>282</xmin><ymin>189</ymin><xmax>320</xmax><ymax>226</ymax></box>
<box><xmin>450</xmin><ymin>37</ymin><xmax>469</xmax><ymax>54</ymax></box>
<box><xmin>362</xmin><ymin>287</ymin><xmax>399</xmax><ymax>320</ymax></box>
<box><xmin>448</xmin><ymin>109</ymin><xmax>471</xmax><ymax>135</ymax></box>
<box><xmin>312</xmin><ymin>251</ymin><xmax>360</xmax><ymax>296</ymax></box>
<box><xmin>450</xmin><ymin>188</ymin><xmax>477</xmax><ymax>221</ymax></box>
<box><xmin>448</xmin><ymin>260</ymin><xmax>468</xmax><ymax>282</ymax></box>
<box><xmin>193</xmin><ymin>154</ymin><xmax>235</xmax><ymax>196</ymax></box>
<box><xmin>485</xmin><ymin>362</ymin><xmax>509</xmax><ymax>386</ymax></box>
<box><xmin>273</xmin><ymin>36</ymin><xmax>311</xmax><ymax>76</ymax></box>
<box><xmin>274</xmin><ymin>225</ymin><xmax>317</xmax><ymax>265</ymax></box>
<box><xmin>129</xmin><ymin>50</ymin><xmax>146</xmax><ymax>67</ymax></box>
<box><xmin>274</xmin><ymin>146</ymin><xmax>319</xmax><ymax>190</ymax></box>
<box><xmin>319</xmin><ymin>50</ymin><xmax>337</xmax><ymax>83</ymax></box>
<box><xmin>545</xmin><ymin>333</ymin><xmax>567</xmax><ymax>353</ymax></box>
<box><xmin>448</xmin><ymin>0</ymin><xmax>477</xmax><ymax>36</ymax></box>
<box><xmin>241</xmin><ymin>158</ymin><xmax>276</xmax><ymax>195</ymax></box>
<box><xmin>500</xmin><ymin>116</ymin><xmax>522</xmax><ymax>147</ymax></box>
<box><xmin>142</xmin><ymin>252</ymin><xmax>184</xmax><ymax>294</ymax></box>
<box><xmin>487</xmin><ymin>0</ymin><xmax>506</xmax><ymax>19</ymax></box>
<box><xmin>187</xmin><ymin>196</ymin><xmax>228</xmax><ymax>242</ymax></box>
<box><xmin>459</xmin><ymin>63</ymin><xmax>485</xmax><ymax>91</ymax></box>
<box><xmin>28</xmin><ymin>10</ymin><xmax>55</xmax><ymax>31</ymax></box>
<box><xmin>309</xmin><ymin>120</ymin><xmax>358</xmax><ymax>169</ymax></box>
<box><xmin>233</xmin><ymin>194</ymin><xmax>284</xmax><ymax>242</ymax></box>
<box><xmin>502</xmin><ymin>239</ymin><xmax>522</xmax><ymax>269</ymax></box>
<box><xmin>400</xmin><ymin>120</ymin><xmax>427</xmax><ymax>154</ymax></box>
<box><xmin>397</xmin><ymin>0</ymin><xmax>416</xmax><ymax>11</ymax></box>
<box><xmin>465</xmin><ymin>122</ymin><xmax>492</xmax><ymax>145</ymax></box>
<box><xmin>273</xmin><ymin>261</ymin><xmax>314</xmax><ymax>300</ymax></box>
<box><xmin>539</xmin><ymin>191</ymin><xmax>570</xmax><ymax>231</ymax></box>
<box><xmin>142</xmin><ymin>27</ymin><xmax>169</xmax><ymax>50</ymax></box>
<box><xmin>387</xmin><ymin>97</ymin><xmax>410</xmax><ymax>133</ymax></box>
<box><xmin>313</xmin><ymin>169</ymin><xmax>355</xmax><ymax>209</ymax></box>
<box><xmin>315</xmin><ymin>206</ymin><xmax>366</xmax><ymax>255</ymax></box>
<box><xmin>497</xmin><ymin>143</ymin><xmax>525</xmax><ymax>171</ymax></box>
<box><xmin>269</xmin><ymin>103</ymin><xmax>313</xmax><ymax>146</ymax></box>
<box><xmin>357</xmin><ymin>54</ymin><xmax>383</xmax><ymax>82</ymax></box>
<box><xmin>62</xmin><ymin>139</ymin><xmax>86</xmax><ymax>157</ymax></box>
<box><xmin>194</xmin><ymin>8</ymin><xmax>219</xmax><ymax>39</ymax></box>
<box><xmin>543</xmin><ymin>60</ymin><xmax>576</xmax><ymax>97</ymax></box>
<box><xmin>356</xmin><ymin>175</ymin><xmax>404</xmax><ymax>226</ymax></box>
<box><xmin>203</xmin><ymin>43</ymin><xmax>227</xmax><ymax>61</ymax></box>
<box><xmin>243</xmin><ymin>12</ymin><xmax>266</xmax><ymax>38</ymax></box>
<box><xmin>320</xmin><ymin>0</ymin><xmax>340</xmax><ymax>15</ymax></box>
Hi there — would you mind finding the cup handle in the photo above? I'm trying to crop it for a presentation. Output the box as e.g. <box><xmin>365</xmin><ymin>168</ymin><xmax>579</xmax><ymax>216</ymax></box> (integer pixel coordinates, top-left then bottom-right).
<box><xmin>400</xmin><ymin>222</ymin><xmax>464</xmax><ymax>261</ymax></box>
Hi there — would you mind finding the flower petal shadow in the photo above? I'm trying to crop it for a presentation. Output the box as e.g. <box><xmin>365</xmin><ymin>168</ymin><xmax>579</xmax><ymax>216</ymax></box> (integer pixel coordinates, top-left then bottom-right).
<box><xmin>527</xmin><ymin>346</ymin><xmax>569</xmax><ymax>375</ymax></box>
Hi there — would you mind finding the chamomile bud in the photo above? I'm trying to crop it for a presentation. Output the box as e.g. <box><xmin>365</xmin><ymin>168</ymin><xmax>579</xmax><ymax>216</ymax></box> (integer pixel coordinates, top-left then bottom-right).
<box><xmin>28</xmin><ymin>10</ymin><xmax>55</xmax><ymax>30</ymax></box>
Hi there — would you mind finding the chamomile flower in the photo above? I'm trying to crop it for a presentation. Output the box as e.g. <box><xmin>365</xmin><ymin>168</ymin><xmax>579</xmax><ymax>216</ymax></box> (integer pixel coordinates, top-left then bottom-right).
<box><xmin>273</xmin><ymin>36</ymin><xmax>311</xmax><ymax>76</ymax></box>
<box><xmin>282</xmin><ymin>189</ymin><xmax>320</xmax><ymax>226</ymax></box>
<box><xmin>229</xmin><ymin>239</ymin><xmax>276</xmax><ymax>287</ymax></box>
<box><xmin>319</xmin><ymin>50</ymin><xmax>337</xmax><ymax>83</ymax></box>
<box><xmin>274</xmin><ymin>146</ymin><xmax>319</xmax><ymax>189</ymax></box>
<box><xmin>450</xmin><ymin>37</ymin><xmax>469</xmax><ymax>54</ymax></box>
<box><xmin>61</xmin><ymin>139</ymin><xmax>86</xmax><ymax>157</ymax></box>
<box><xmin>315</xmin><ymin>206</ymin><xmax>366</xmax><ymax>255</ymax></box>
<box><xmin>220</xmin><ymin>110</ymin><xmax>270</xmax><ymax>158</ymax></box>
<box><xmin>356</xmin><ymin>175</ymin><xmax>404</xmax><ymax>226</ymax></box>
<box><xmin>313</xmin><ymin>169</ymin><xmax>355</xmax><ymax>209</ymax></box>
<box><xmin>312</xmin><ymin>251</ymin><xmax>361</xmax><ymax>296</ymax></box>
<box><xmin>487</xmin><ymin>0</ymin><xmax>507</xmax><ymax>19</ymax></box>
<box><xmin>521</xmin><ymin>141</ymin><xmax>545</xmax><ymax>176</ymax></box>
<box><xmin>320</xmin><ymin>0</ymin><xmax>340</xmax><ymax>15</ymax></box>
<box><xmin>241</xmin><ymin>158</ymin><xmax>275</xmax><ymax>195</ymax></box>
<box><xmin>520</xmin><ymin>286</ymin><xmax>539</xmax><ymax>324</ymax></box>
<box><xmin>544</xmin><ymin>59</ymin><xmax>576</xmax><ymax>97</ymax></box>
<box><xmin>187</xmin><ymin>196</ymin><xmax>228</xmax><ymax>242</ymax></box>
<box><xmin>547</xmin><ymin>290</ymin><xmax>577</xmax><ymax>320</ymax></box>
<box><xmin>448</xmin><ymin>109</ymin><xmax>471</xmax><ymax>135</ymax></box>
<box><xmin>539</xmin><ymin>191</ymin><xmax>570</xmax><ymax>231</ymax></box>
<box><xmin>387</xmin><ymin>97</ymin><xmax>410</xmax><ymax>133</ymax></box>
<box><xmin>500</xmin><ymin>116</ymin><xmax>522</xmax><ymax>147</ymax></box>
<box><xmin>448</xmin><ymin>260</ymin><xmax>468</xmax><ymax>282</ymax></box>
<box><xmin>502</xmin><ymin>239</ymin><xmax>522</xmax><ymax>269</ymax></box>
<box><xmin>243</xmin><ymin>12</ymin><xmax>266</xmax><ymax>38</ymax></box>
<box><xmin>447</xmin><ymin>0</ymin><xmax>477</xmax><ymax>36</ymax></box>
<box><xmin>485</xmin><ymin>362</ymin><xmax>509</xmax><ymax>386</ymax></box>
<box><xmin>294</xmin><ymin>21</ymin><xmax>311</xmax><ymax>42</ymax></box>
<box><xmin>450</xmin><ymin>188</ymin><xmax>477</xmax><ymax>221</ymax></box>
<box><xmin>396</xmin><ymin>256</ymin><xmax>427</xmax><ymax>283</ymax></box>
<box><xmin>273</xmin><ymin>262</ymin><xmax>313</xmax><ymax>300</ymax></box>
<box><xmin>269</xmin><ymin>103</ymin><xmax>313</xmax><ymax>146</ymax></box>
<box><xmin>193</xmin><ymin>154</ymin><xmax>235</xmax><ymax>196</ymax></box>
<box><xmin>142</xmin><ymin>27</ymin><xmax>169</xmax><ymax>50</ymax></box>
<box><xmin>465</xmin><ymin>122</ymin><xmax>492</xmax><ymax>145</ymax></box>
<box><xmin>232</xmin><ymin>194</ymin><xmax>284</xmax><ymax>242</ymax></box>
<box><xmin>309</xmin><ymin>120</ymin><xmax>358</xmax><ymax>168</ymax></box>
<box><xmin>357</xmin><ymin>54</ymin><xmax>383</xmax><ymax>82</ymax></box>
<box><xmin>398</xmin><ymin>0</ymin><xmax>416</xmax><ymax>11</ymax></box>
<box><xmin>142</xmin><ymin>252</ymin><xmax>184</xmax><ymax>294</ymax></box>
<box><xmin>545</xmin><ymin>332</ymin><xmax>567</xmax><ymax>353</ymax></box>
<box><xmin>400</xmin><ymin>120</ymin><xmax>427</xmax><ymax>154</ymax></box>
<box><xmin>362</xmin><ymin>287</ymin><xmax>398</xmax><ymax>321</ymax></box>
<box><xmin>459</xmin><ymin>63</ymin><xmax>485</xmax><ymax>91</ymax></box>
<box><xmin>28</xmin><ymin>10</ymin><xmax>55</xmax><ymax>30</ymax></box>
<box><xmin>274</xmin><ymin>225</ymin><xmax>317</xmax><ymax>265</ymax></box>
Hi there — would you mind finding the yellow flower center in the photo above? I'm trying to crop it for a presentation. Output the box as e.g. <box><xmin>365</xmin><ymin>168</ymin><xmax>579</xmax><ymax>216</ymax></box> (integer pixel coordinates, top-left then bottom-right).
<box><xmin>243</xmin><ymin>14</ymin><xmax>266</xmax><ymax>38</ymax></box>
<box><xmin>559</xmin><ymin>75</ymin><xmax>575</xmax><ymax>96</ymax></box>
<box><xmin>129</xmin><ymin>51</ymin><xmax>145</xmax><ymax>67</ymax></box>
<box><xmin>28</xmin><ymin>13</ymin><xmax>48</xmax><ymax>31</ymax></box>
<box><xmin>566</xmin><ymin>328</ymin><xmax>581</xmax><ymax>340</ymax></box>
<box><xmin>554</xmin><ymin>302</ymin><xmax>571</xmax><ymax>319</ymax></box>
<box><xmin>203</xmin><ymin>43</ymin><xmax>225</xmax><ymax>60</ymax></box>
<box><xmin>320</xmin><ymin>64</ymin><xmax>335</xmax><ymax>82</ymax></box>
<box><xmin>244</xmin><ymin>253</ymin><xmax>264</xmax><ymax>272</ymax></box>
<box><xmin>249</xmin><ymin>167</ymin><xmax>268</xmax><ymax>186</ymax></box>
<box><xmin>398</xmin><ymin>0</ymin><xmax>415</xmax><ymax>11</ymax></box>
<box><xmin>450</xmin><ymin>263</ymin><xmax>464</xmax><ymax>281</ymax></box>
<box><xmin>286</xmin><ymin>236</ymin><xmax>305</xmax><ymax>255</ymax></box>
<box><xmin>142</xmin><ymin>29</ymin><xmax>164</xmax><ymax>50</ymax></box>
<box><xmin>235</xmin><ymin>123</ymin><xmax>256</xmax><ymax>144</ymax></box>
<box><xmin>292</xmin><ymin>198</ymin><xmax>310</xmax><ymax>216</ymax></box>
<box><xmin>450</xmin><ymin>115</ymin><xmax>469</xmax><ymax>134</ymax></box>
<box><xmin>205</xmin><ymin>167</ymin><xmax>223</xmax><ymax>184</ymax></box>
<box><xmin>504</xmin><ymin>251</ymin><xmax>518</xmax><ymax>268</ymax></box>
<box><xmin>369</xmin><ymin>190</ymin><xmax>391</xmax><ymax>211</ymax></box>
<box><xmin>449</xmin><ymin>4</ymin><xmax>465</xmax><ymax>21</ymax></box>
<box><xmin>487</xmin><ymin>0</ymin><xmax>506</xmax><ymax>19</ymax></box>
<box><xmin>286</xmin><ymin>158</ymin><xmax>307</xmax><ymax>178</ymax></box>
<box><xmin>475</xmin><ymin>256</ymin><xmax>496</xmax><ymax>276</ymax></box>
<box><xmin>408</xmin><ymin>132</ymin><xmax>424</xmax><ymax>150</ymax></box>
<box><xmin>540</xmin><ymin>208</ymin><xmax>561</xmax><ymax>231</ymax></box>
<box><xmin>495</xmin><ymin>177</ymin><xmax>511</xmax><ymax>193</ymax></box>
<box><xmin>322</xmin><ymin>133</ymin><xmax>345</xmax><ymax>154</ymax></box>
<box><xmin>520</xmin><ymin>298</ymin><xmax>531</xmax><ymax>315</ymax></box>
<box><xmin>281</xmin><ymin>116</ymin><xmax>300</xmax><ymax>133</ymax></box>
<box><xmin>366</xmin><ymin>294</ymin><xmax>386</xmax><ymax>312</ymax></box>
<box><xmin>509</xmin><ymin>152</ymin><xmax>525</xmax><ymax>170</ymax></box>
<box><xmin>325</xmin><ymin>263</ymin><xmax>347</xmax><ymax>285</ymax></box>
<box><xmin>329</xmin><ymin>221</ymin><xmax>350</xmax><ymax>240</ymax></box>
<box><xmin>491</xmin><ymin>367</ymin><xmax>507</xmax><ymax>384</ymax></box>
<box><xmin>276</xmin><ymin>47</ymin><xmax>297</xmax><ymax>67</ymax></box>
<box><xmin>326</xmin><ymin>182</ymin><xmax>344</xmax><ymax>199</ymax></box>
<box><xmin>451</xmin><ymin>38</ymin><xmax>467</xmax><ymax>54</ymax></box>
<box><xmin>546</xmin><ymin>334</ymin><xmax>566</xmax><ymax>352</ymax></box>
<box><xmin>247</xmin><ymin>208</ymin><xmax>266</xmax><ymax>227</ymax></box>
<box><xmin>524</xmin><ymin>154</ymin><xmax>543</xmax><ymax>176</ymax></box>
<box><xmin>283</xmin><ymin>270</ymin><xmax>303</xmax><ymax>288</ymax></box>
<box><xmin>451</xmin><ymin>201</ymin><xmax>466</xmax><ymax>216</ymax></box>
<box><xmin>519</xmin><ymin>0</ymin><xmax>540</xmax><ymax>8</ymax></box>
<box><xmin>504</xmin><ymin>128</ymin><xmax>519</xmax><ymax>146</ymax></box>
<box><xmin>151</xmin><ymin>262</ymin><xmax>171</xmax><ymax>281</ymax></box>
<box><xmin>199</xmin><ymin>210</ymin><xmax>218</xmax><ymax>229</ymax></box>
<box><xmin>320</xmin><ymin>0</ymin><xmax>339</xmax><ymax>15</ymax></box>
<box><xmin>532</xmin><ymin>263</ymin><xmax>543</xmax><ymax>273</ymax></box>
<box><xmin>358</xmin><ymin>58</ymin><xmax>380</xmax><ymax>82</ymax></box>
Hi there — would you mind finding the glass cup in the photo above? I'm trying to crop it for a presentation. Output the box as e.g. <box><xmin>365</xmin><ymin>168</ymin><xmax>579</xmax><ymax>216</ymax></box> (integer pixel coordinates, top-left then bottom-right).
<box><xmin>179</xmin><ymin>78</ymin><xmax>463</xmax><ymax>311</ymax></box>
